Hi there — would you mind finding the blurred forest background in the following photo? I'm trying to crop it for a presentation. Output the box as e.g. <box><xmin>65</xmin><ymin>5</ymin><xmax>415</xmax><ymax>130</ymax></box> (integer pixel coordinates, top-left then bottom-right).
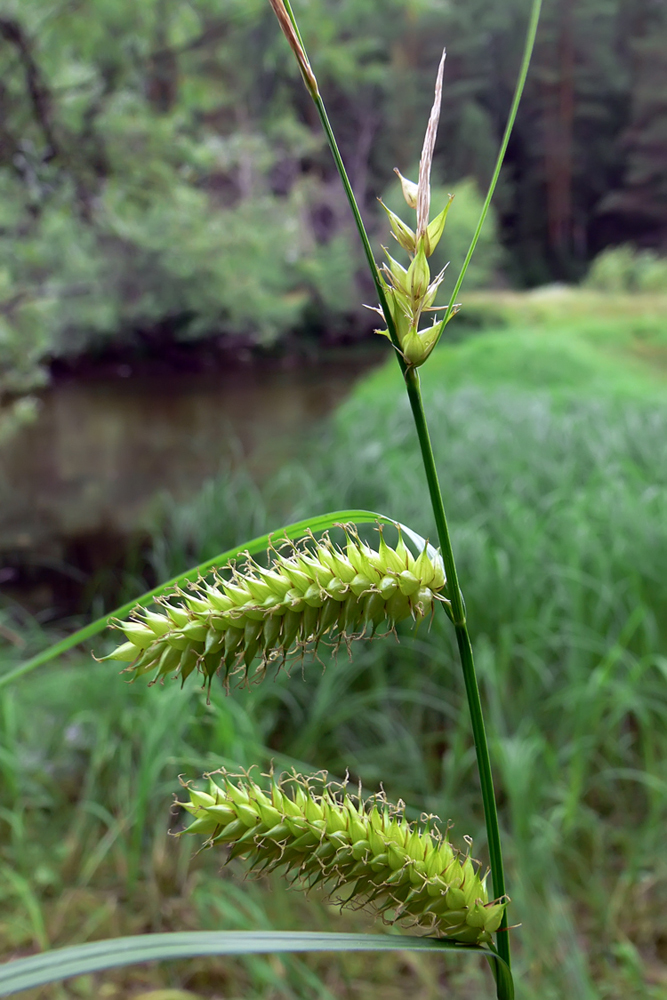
<box><xmin>1</xmin><ymin>1</ymin><xmax>667</xmax><ymax>999</ymax></box>
<box><xmin>1</xmin><ymin>0</ymin><xmax>666</xmax><ymax>404</ymax></box>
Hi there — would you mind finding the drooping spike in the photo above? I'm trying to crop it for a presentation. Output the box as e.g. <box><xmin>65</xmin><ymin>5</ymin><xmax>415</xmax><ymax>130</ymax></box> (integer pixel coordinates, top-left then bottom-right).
<box><xmin>177</xmin><ymin>769</ymin><xmax>506</xmax><ymax>945</ymax></box>
<box><xmin>102</xmin><ymin>523</ymin><xmax>446</xmax><ymax>692</ymax></box>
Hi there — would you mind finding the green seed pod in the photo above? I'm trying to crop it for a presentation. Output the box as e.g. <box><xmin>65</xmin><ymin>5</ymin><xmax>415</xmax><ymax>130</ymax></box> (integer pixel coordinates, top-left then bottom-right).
<box><xmin>350</xmin><ymin>573</ymin><xmax>373</xmax><ymax>597</ymax></box>
<box><xmin>166</xmin><ymin>632</ymin><xmax>188</xmax><ymax>651</ymax></box>
<box><xmin>103</xmin><ymin>524</ymin><xmax>446</xmax><ymax>693</ymax></box>
<box><xmin>141</xmin><ymin>610</ymin><xmax>173</xmax><ymax>637</ymax></box>
<box><xmin>407</xmin><ymin>243</ymin><xmax>430</xmax><ymax>303</ymax></box>
<box><xmin>377</xmin><ymin>528</ymin><xmax>405</xmax><ymax>574</ymax></box>
<box><xmin>364</xmin><ymin>591</ymin><xmax>386</xmax><ymax>629</ymax></box>
<box><xmin>301</xmin><ymin>603</ymin><xmax>320</xmax><ymax>641</ymax></box>
<box><xmin>319</xmin><ymin>596</ymin><xmax>342</xmax><ymax>634</ymax></box>
<box><xmin>378</xmin><ymin>200</ymin><xmax>417</xmax><ymax>255</ymax></box>
<box><xmin>204</xmin><ymin>629</ymin><xmax>224</xmax><ymax>656</ymax></box>
<box><xmin>303</xmin><ymin>583</ymin><xmax>324</xmax><ymax>608</ymax></box>
<box><xmin>154</xmin><ymin>642</ymin><xmax>181</xmax><ymax>679</ymax></box>
<box><xmin>325</xmin><ymin>576</ymin><xmax>348</xmax><ymax>601</ymax></box>
<box><xmin>424</xmin><ymin>847</ymin><xmax>445</xmax><ymax>879</ymax></box>
<box><xmin>212</xmin><ymin>818</ymin><xmax>247</xmax><ymax>844</ymax></box>
<box><xmin>203</xmin><ymin>586</ymin><xmax>235</xmax><ymax>614</ymax></box>
<box><xmin>397</xmin><ymin>570</ymin><xmax>421</xmax><ymax>597</ymax></box>
<box><xmin>206</xmin><ymin>804</ymin><xmax>236</xmax><ymax>825</ymax></box>
<box><xmin>386</xmin><ymin>589</ymin><xmax>411</xmax><ymax>622</ymax></box>
<box><xmin>224</xmin><ymin>626</ymin><xmax>244</xmax><ymax>656</ymax></box>
<box><xmin>281</xmin><ymin>608</ymin><xmax>302</xmax><ymax>651</ymax></box>
<box><xmin>378</xmin><ymin>575</ymin><xmax>398</xmax><ymax>599</ymax></box>
<box><xmin>423</xmin><ymin>195</ymin><xmax>454</xmax><ymax>257</ymax></box>
<box><xmin>400</xmin><ymin>326</ymin><xmax>426</xmax><ymax>367</ymax></box>
<box><xmin>178</xmin><ymin>769</ymin><xmax>507</xmax><ymax>945</ymax></box>
<box><xmin>184</xmin><ymin>815</ymin><xmax>220</xmax><ymax>837</ymax></box>
<box><xmin>394</xmin><ymin>168</ymin><xmax>419</xmax><ymax>209</ymax></box>
<box><xmin>257</xmin><ymin>568</ymin><xmax>292</xmax><ymax>599</ymax></box>
<box><xmin>119</xmin><ymin>622</ymin><xmax>156</xmax><ymax>648</ymax></box>
<box><xmin>164</xmin><ymin>604</ymin><xmax>190</xmax><ymax>628</ymax></box>
<box><xmin>98</xmin><ymin>640</ymin><xmax>141</xmax><ymax>663</ymax></box>
<box><xmin>181</xmin><ymin>621</ymin><xmax>208</xmax><ymax>642</ymax></box>
<box><xmin>188</xmin><ymin>788</ymin><xmax>216</xmax><ymax>810</ymax></box>
<box><xmin>262</xmin><ymin>614</ymin><xmax>283</xmax><ymax>653</ymax></box>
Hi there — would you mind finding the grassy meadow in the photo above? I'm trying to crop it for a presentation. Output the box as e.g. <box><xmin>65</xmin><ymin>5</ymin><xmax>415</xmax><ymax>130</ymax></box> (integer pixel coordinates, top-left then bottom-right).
<box><xmin>2</xmin><ymin>290</ymin><xmax>667</xmax><ymax>999</ymax></box>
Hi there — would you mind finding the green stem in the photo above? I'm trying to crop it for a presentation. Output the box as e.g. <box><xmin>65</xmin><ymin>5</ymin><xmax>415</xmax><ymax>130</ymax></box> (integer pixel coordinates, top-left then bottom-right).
<box><xmin>311</xmin><ymin>93</ymin><xmax>405</xmax><ymax>361</ymax></box>
<box><xmin>404</xmin><ymin>368</ymin><xmax>510</xmax><ymax>976</ymax></box>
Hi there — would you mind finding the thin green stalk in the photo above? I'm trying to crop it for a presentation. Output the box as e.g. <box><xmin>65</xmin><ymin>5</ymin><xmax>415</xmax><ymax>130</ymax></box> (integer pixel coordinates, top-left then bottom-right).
<box><xmin>312</xmin><ymin>95</ymin><xmax>405</xmax><ymax>361</ymax></box>
<box><xmin>404</xmin><ymin>367</ymin><xmax>510</xmax><ymax>971</ymax></box>
<box><xmin>437</xmin><ymin>0</ymin><xmax>542</xmax><ymax>344</ymax></box>
<box><xmin>282</xmin><ymin>0</ymin><xmax>405</xmax><ymax>361</ymax></box>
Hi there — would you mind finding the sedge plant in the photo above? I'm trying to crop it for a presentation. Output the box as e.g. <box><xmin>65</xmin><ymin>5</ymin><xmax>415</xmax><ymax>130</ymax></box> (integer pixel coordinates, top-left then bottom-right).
<box><xmin>0</xmin><ymin>1</ymin><xmax>542</xmax><ymax>997</ymax></box>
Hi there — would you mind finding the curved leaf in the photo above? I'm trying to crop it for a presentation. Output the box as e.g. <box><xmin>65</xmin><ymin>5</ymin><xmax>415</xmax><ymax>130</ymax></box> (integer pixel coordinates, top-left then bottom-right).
<box><xmin>0</xmin><ymin>509</ymin><xmax>438</xmax><ymax>690</ymax></box>
<box><xmin>0</xmin><ymin>930</ymin><xmax>507</xmax><ymax>997</ymax></box>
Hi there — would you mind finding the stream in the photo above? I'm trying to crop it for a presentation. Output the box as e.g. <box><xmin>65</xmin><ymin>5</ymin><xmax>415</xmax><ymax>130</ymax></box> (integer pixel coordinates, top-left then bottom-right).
<box><xmin>0</xmin><ymin>352</ymin><xmax>382</xmax><ymax>613</ymax></box>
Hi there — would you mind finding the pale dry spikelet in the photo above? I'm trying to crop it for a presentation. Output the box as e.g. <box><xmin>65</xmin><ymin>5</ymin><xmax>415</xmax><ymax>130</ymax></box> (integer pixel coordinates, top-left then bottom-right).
<box><xmin>101</xmin><ymin>525</ymin><xmax>447</xmax><ymax>692</ymax></box>
<box><xmin>179</xmin><ymin>770</ymin><xmax>508</xmax><ymax>946</ymax></box>
<box><xmin>268</xmin><ymin>0</ymin><xmax>319</xmax><ymax>97</ymax></box>
<box><xmin>416</xmin><ymin>48</ymin><xmax>447</xmax><ymax>240</ymax></box>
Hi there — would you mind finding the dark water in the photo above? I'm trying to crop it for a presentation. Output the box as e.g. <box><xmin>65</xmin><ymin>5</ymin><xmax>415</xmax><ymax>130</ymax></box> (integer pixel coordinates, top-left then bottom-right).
<box><xmin>0</xmin><ymin>355</ymin><xmax>380</xmax><ymax>571</ymax></box>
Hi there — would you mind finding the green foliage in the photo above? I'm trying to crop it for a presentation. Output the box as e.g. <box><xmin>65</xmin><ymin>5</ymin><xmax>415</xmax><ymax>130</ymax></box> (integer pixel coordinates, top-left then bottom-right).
<box><xmin>0</xmin><ymin>156</ymin><xmax>356</xmax><ymax>362</ymax></box>
<box><xmin>1</xmin><ymin>0</ymin><xmax>664</xmax><ymax>400</ymax></box>
<box><xmin>0</xmin><ymin>929</ymin><xmax>479</xmax><ymax>997</ymax></box>
<box><xmin>0</xmin><ymin>0</ymin><xmax>364</xmax><ymax>399</ymax></box>
<box><xmin>585</xmin><ymin>245</ymin><xmax>667</xmax><ymax>294</ymax></box>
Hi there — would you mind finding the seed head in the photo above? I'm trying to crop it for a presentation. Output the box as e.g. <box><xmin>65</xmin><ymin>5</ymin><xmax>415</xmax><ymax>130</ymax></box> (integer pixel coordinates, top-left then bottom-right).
<box><xmin>369</xmin><ymin>51</ymin><xmax>456</xmax><ymax>367</ymax></box>
<box><xmin>101</xmin><ymin>525</ymin><xmax>447</xmax><ymax>693</ymax></box>
<box><xmin>178</xmin><ymin>769</ymin><xmax>508</xmax><ymax>945</ymax></box>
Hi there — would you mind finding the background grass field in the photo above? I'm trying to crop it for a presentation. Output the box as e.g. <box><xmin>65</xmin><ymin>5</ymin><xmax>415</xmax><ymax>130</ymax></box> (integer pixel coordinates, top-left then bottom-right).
<box><xmin>2</xmin><ymin>291</ymin><xmax>667</xmax><ymax>999</ymax></box>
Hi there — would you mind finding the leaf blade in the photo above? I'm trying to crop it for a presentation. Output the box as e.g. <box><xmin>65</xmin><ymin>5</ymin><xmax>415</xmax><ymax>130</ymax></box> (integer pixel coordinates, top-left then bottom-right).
<box><xmin>0</xmin><ymin>930</ymin><xmax>495</xmax><ymax>996</ymax></box>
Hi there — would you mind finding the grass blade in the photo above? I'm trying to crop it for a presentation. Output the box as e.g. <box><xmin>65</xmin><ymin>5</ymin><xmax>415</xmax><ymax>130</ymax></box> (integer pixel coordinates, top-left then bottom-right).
<box><xmin>0</xmin><ymin>930</ymin><xmax>498</xmax><ymax>997</ymax></box>
<box><xmin>436</xmin><ymin>0</ymin><xmax>543</xmax><ymax>346</ymax></box>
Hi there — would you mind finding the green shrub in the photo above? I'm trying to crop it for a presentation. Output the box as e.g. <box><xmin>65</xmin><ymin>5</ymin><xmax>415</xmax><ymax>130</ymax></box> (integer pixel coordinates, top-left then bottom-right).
<box><xmin>585</xmin><ymin>245</ymin><xmax>667</xmax><ymax>293</ymax></box>
<box><xmin>0</xmin><ymin>177</ymin><xmax>360</xmax><ymax>368</ymax></box>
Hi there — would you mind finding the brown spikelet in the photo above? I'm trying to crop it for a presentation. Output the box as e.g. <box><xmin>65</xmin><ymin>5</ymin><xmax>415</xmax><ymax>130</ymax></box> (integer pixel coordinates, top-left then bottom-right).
<box><xmin>268</xmin><ymin>0</ymin><xmax>319</xmax><ymax>97</ymax></box>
